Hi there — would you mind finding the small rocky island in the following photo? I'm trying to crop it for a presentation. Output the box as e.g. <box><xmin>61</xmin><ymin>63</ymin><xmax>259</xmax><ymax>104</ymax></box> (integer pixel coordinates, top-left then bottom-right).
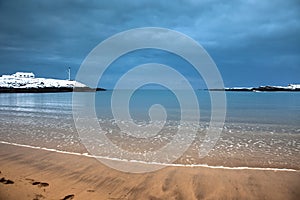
<box><xmin>0</xmin><ymin>72</ymin><xmax>105</xmax><ymax>93</ymax></box>
<box><xmin>208</xmin><ymin>84</ymin><xmax>300</xmax><ymax>92</ymax></box>
<box><xmin>224</xmin><ymin>84</ymin><xmax>300</xmax><ymax>92</ymax></box>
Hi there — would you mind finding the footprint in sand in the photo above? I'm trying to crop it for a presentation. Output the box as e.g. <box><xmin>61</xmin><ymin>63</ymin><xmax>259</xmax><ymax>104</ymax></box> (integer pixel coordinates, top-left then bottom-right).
<box><xmin>26</xmin><ymin>179</ymin><xmax>49</xmax><ymax>188</ymax></box>
<box><xmin>61</xmin><ymin>194</ymin><xmax>75</xmax><ymax>200</ymax></box>
<box><xmin>0</xmin><ymin>177</ymin><xmax>14</xmax><ymax>184</ymax></box>
<box><xmin>32</xmin><ymin>181</ymin><xmax>49</xmax><ymax>188</ymax></box>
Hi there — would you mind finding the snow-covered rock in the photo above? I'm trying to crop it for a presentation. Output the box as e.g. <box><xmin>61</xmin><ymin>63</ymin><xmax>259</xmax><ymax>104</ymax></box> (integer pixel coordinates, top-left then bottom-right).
<box><xmin>286</xmin><ymin>84</ymin><xmax>300</xmax><ymax>90</ymax></box>
<box><xmin>225</xmin><ymin>84</ymin><xmax>300</xmax><ymax>91</ymax></box>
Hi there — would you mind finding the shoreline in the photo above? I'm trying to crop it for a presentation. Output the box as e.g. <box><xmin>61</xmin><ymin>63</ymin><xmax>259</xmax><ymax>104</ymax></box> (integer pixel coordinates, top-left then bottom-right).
<box><xmin>0</xmin><ymin>87</ymin><xmax>106</xmax><ymax>93</ymax></box>
<box><xmin>0</xmin><ymin>143</ymin><xmax>299</xmax><ymax>200</ymax></box>
<box><xmin>0</xmin><ymin>140</ymin><xmax>297</xmax><ymax>172</ymax></box>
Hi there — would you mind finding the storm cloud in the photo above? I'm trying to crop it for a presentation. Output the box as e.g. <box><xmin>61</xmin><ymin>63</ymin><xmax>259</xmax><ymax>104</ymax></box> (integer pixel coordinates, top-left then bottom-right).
<box><xmin>0</xmin><ymin>0</ymin><xmax>299</xmax><ymax>88</ymax></box>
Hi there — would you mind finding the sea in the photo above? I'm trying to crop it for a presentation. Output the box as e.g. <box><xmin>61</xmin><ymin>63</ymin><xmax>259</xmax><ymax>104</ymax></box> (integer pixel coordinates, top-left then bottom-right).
<box><xmin>0</xmin><ymin>91</ymin><xmax>299</xmax><ymax>170</ymax></box>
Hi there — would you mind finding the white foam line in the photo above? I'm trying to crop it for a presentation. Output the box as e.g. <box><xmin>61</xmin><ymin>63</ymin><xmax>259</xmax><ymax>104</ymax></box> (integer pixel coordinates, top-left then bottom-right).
<box><xmin>0</xmin><ymin>141</ymin><xmax>298</xmax><ymax>172</ymax></box>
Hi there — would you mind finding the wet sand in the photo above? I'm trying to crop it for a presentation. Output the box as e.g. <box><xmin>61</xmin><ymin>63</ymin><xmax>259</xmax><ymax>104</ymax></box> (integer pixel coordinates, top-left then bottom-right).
<box><xmin>0</xmin><ymin>143</ymin><xmax>299</xmax><ymax>200</ymax></box>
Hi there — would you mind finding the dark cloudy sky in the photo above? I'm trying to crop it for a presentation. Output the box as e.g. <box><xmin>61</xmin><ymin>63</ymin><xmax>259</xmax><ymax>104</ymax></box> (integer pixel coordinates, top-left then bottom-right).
<box><xmin>0</xmin><ymin>0</ymin><xmax>299</xmax><ymax>88</ymax></box>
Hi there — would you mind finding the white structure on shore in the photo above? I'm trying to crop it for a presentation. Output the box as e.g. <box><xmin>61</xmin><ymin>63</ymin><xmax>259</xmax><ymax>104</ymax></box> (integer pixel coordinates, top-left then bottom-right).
<box><xmin>14</xmin><ymin>72</ymin><xmax>35</xmax><ymax>78</ymax></box>
<box><xmin>0</xmin><ymin>72</ymin><xmax>87</xmax><ymax>88</ymax></box>
<box><xmin>1</xmin><ymin>72</ymin><xmax>35</xmax><ymax>80</ymax></box>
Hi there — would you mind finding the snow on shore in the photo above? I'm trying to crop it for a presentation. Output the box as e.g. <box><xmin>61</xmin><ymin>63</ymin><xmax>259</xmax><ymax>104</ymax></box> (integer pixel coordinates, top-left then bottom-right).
<box><xmin>0</xmin><ymin>72</ymin><xmax>87</xmax><ymax>88</ymax></box>
<box><xmin>226</xmin><ymin>84</ymin><xmax>300</xmax><ymax>91</ymax></box>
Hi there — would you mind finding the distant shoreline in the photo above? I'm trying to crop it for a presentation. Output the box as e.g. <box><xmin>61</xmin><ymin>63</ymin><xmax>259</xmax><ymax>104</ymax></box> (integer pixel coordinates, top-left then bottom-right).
<box><xmin>1</xmin><ymin>87</ymin><xmax>300</xmax><ymax>93</ymax></box>
<box><xmin>0</xmin><ymin>87</ymin><xmax>106</xmax><ymax>93</ymax></box>
<box><xmin>209</xmin><ymin>89</ymin><xmax>300</xmax><ymax>92</ymax></box>
<box><xmin>209</xmin><ymin>86</ymin><xmax>300</xmax><ymax>92</ymax></box>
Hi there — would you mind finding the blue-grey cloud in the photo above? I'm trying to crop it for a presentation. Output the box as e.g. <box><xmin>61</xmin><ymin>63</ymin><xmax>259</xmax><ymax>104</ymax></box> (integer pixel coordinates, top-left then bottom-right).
<box><xmin>0</xmin><ymin>0</ymin><xmax>299</xmax><ymax>88</ymax></box>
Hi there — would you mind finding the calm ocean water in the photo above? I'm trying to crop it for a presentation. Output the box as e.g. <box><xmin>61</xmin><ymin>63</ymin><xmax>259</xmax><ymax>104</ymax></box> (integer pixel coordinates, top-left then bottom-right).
<box><xmin>0</xmin><ymin>91</ymin><xmax>299</xmax><ymax>168</ymax></box>
<box><xmin>92</xmin><ymin>90</ymin><xmax>300</xmax><ymax>126</ymax></box>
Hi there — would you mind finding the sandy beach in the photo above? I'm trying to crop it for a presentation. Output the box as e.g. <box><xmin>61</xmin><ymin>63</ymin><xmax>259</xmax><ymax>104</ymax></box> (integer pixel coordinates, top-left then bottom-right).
<box><xmin>0</xmin><ymin>143</ymin><xmax>299</xmax><ymax>200</ymax></box>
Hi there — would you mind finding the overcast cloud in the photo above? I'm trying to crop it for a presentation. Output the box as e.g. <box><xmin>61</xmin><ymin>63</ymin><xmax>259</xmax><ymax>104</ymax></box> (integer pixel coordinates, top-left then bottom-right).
<box><xmin>0</xmin><ymin>0</ymin><xmax>299</xmax><ymax>88</ymax></box>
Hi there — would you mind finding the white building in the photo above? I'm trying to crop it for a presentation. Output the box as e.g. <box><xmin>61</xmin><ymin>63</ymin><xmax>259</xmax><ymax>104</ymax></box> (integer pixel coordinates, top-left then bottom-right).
<box><xmin>1</xmin><ymin>75</ymin><xmax>15</xmax><ymax>80</ymax></box>
<box><xmin>13</xmin><ymin>72</ymin><xmax>35</xmax><ymax>78</ymax></box>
